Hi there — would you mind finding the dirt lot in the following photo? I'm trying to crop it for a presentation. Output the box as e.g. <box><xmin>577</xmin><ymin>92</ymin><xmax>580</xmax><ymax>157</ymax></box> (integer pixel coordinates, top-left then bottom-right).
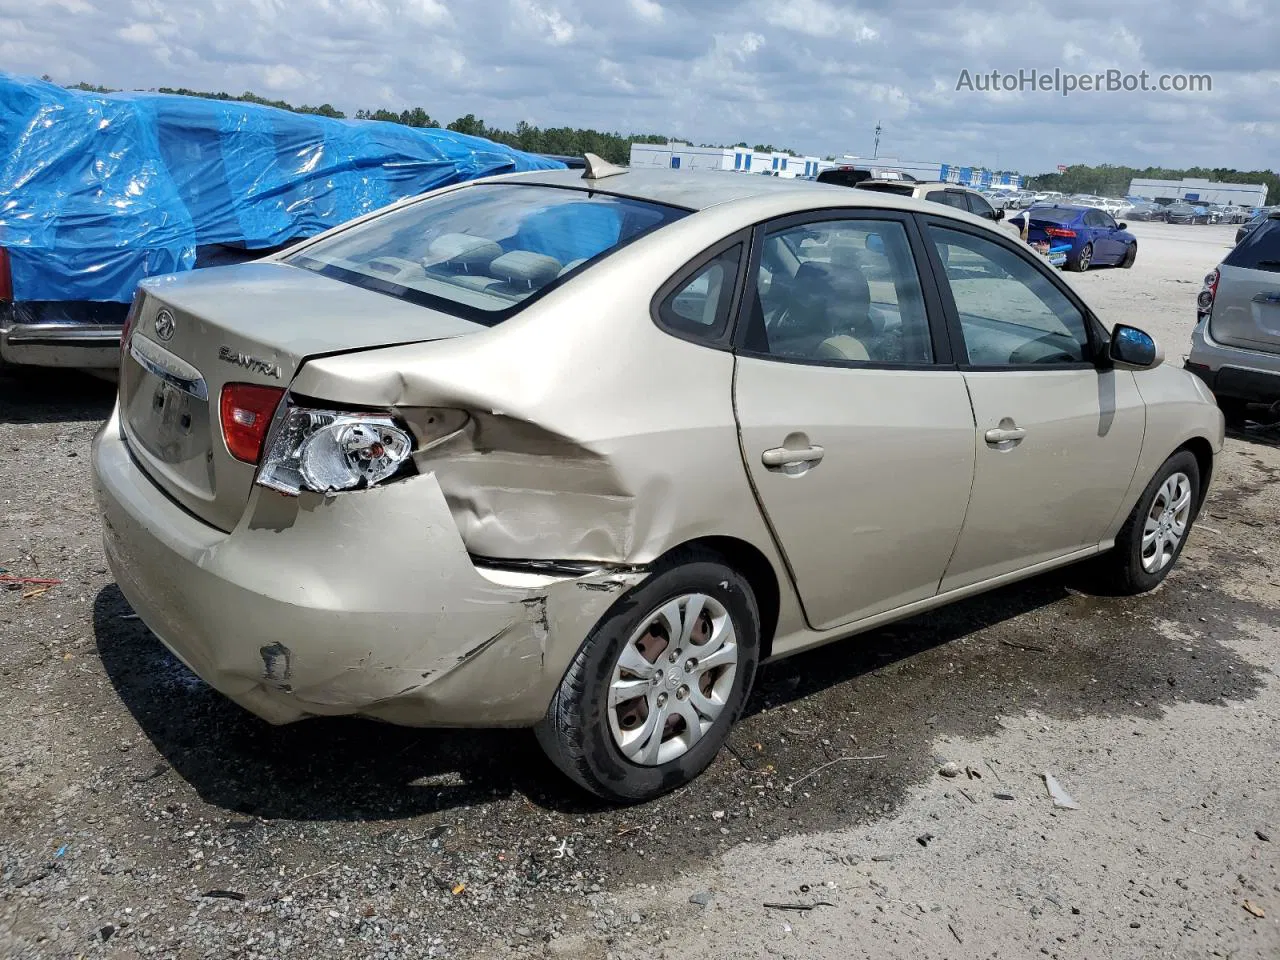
<box><xmin>1</xmin><ymin>221</ymin><xmax>1277</xmax><ymax>959</ymax></box>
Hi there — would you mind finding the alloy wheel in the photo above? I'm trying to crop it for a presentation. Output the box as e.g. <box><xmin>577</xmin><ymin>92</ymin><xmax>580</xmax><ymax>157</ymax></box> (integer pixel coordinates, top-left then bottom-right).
<box><xmin>607</xmin><ymin>593</ymin><xmax>739</xmax><ymax>766</ymax></box>
<box><xmin>1078</xmin><ymin>243</ymin><xmax>1092</xmax><ymax>271</ymax></box>
<box><xmin>1141</xmin><ymin>472</ymin><xmax>1193</xmax><ymax>573</ymax></box>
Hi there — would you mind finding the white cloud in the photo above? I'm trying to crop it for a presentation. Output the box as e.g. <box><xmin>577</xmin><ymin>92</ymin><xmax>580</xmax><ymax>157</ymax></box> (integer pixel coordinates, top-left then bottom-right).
<box><xmin>116</xmin><ymin>22</ymin><xmax>159</xmax><ymax>44</ymax></box>
<box><xmin>513</xmin><ymin>0</ymin><xmax>574</xmax><ymax>45</ymax></box>
<box><xmin>403</xmin><ymin>0</ymin><xmax>449</xmax><ymax>24</ymax></box>
<box><xmin>627</xmin><ymin>0</ymin><xmax>663</xmax><ymax>23</ymax></box>
<box><xmin>763</xmin><ymin>0</ymin><xmax>878</xmax><ymax>42</ymax></box>
<box><xmin>259</xmin><ymin>63</ymin><xmax>307</xmax><ymax>90</ymax></box>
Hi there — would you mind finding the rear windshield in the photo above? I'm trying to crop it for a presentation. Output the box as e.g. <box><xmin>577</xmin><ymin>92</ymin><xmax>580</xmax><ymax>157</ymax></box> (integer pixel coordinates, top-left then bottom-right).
<box><xmin>1026</xmin><ymin>207</ymin><xmax>1079</xmax><ymax>224</ymax></box>
<box><xmin>1224</xmin><ymin>219</ymin><xmax>1280</xmax><ymax>272</ymax></box>
<box><xmin>286</xmin><ymin>184</ymin><xmax>688</xmax><ymax>323</ymax></box>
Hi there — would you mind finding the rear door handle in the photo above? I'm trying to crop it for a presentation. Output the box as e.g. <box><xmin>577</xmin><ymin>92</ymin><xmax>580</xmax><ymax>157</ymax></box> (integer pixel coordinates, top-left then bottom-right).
<box><xmin>984</xmin><ymin>425</ymin><xmax>1027</xmax><ymax>445</ymax></box>
<box><xmin>762</xmin><ymin>444</ymin><xmax>825</xmax><ymax>470</ymax></box>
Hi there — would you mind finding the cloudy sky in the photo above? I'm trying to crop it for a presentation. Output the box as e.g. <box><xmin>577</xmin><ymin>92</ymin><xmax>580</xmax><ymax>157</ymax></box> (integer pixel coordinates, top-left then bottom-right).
<box><xmin>2</xmin><ymin>0</ymin><xmax>1276</xmax><ymax>174</ymax></box>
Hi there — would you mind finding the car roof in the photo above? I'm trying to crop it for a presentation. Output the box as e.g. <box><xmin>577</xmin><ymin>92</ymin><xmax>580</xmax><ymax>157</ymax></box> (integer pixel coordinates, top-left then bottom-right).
<box><xmin>494</xmin><ymin>167</ymin><xmax>836</xmax><ymax>211</ymax></box>
<box><xmin>483</xmin><ymin>167</ymin><xmax>1013</xmax><ymax>234</ymax></box>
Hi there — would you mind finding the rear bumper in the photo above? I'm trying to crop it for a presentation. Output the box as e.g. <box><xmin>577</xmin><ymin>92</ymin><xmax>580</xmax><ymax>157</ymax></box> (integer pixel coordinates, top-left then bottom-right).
<box><xmin>1187</xmin><ymin>316</ymin><xmax>1280</xmax><ymax>404</ymax></box>
<box><xmin>91</xmin><ymin>407</ymin><xmax>645</xmax><ymax>727</ymax></box>
<box><xmin>1</xmin><ymin>303</ymin><xmax>124</xmax><ymax>368</ymax></box>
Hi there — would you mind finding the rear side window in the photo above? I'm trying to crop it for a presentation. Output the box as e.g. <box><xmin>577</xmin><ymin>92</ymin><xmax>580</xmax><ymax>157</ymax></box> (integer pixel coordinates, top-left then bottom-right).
<box><xmin>743</xmin><ymin>218</ymin><xmax>934</xmax><ymax>365</ymax></box>
<box><xmin>1225</xmin><ymin>219</ymin><xmax>1280</xmax><ymax>272</ymax></box>
<box><xmin>926</xmin><ymin>190</ymin><xmax>968</xmax><ymax>210</ymax></box>
<box><xmin>657</xmin><ymin>244</ymin><xmax>743</xmax><ymax>340</ymax></box>
<box><xmin>286</xmin><ymin>184</ymin><xmax>688</xmax><ymax>324</ymax></box>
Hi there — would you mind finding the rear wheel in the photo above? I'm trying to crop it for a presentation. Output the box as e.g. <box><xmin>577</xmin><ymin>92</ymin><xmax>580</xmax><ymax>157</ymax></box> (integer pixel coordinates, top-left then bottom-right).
<box><xmin>1092</xmin><ymin>451</ymin><xmax>1200</xmax><ymax>595</ymax></box>
<box><xmin>1069</xmin><ymin>242</ymin><xmax>1093</xmax><ymax>272</ymax></box>
<box><xmin>536</xmin><ymin>554</ymin><xmax>760</xmax><ymax>803</ymax></box>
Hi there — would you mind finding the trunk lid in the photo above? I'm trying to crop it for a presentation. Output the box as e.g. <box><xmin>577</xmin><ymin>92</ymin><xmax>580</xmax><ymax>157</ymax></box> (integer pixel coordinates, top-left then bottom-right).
<box><xmin>120</xmin><ymin>261</ymin><xmax>483</xmax><ymax>531</ymax></box>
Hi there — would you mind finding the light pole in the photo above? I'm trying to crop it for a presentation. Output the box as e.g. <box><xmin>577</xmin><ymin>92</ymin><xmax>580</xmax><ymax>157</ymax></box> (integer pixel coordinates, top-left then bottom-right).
<box><xmin>873</xmin><ymin>122</ymin><xmax>882</xmax><ymax>159</ymax></box>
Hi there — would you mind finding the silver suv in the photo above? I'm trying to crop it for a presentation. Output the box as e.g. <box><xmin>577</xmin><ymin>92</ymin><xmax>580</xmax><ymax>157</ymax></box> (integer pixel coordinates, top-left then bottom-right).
<box><xmin>1187</xmin><ymin>210</ymin><xmax>1280</xmax><ymax>422</ymax></box>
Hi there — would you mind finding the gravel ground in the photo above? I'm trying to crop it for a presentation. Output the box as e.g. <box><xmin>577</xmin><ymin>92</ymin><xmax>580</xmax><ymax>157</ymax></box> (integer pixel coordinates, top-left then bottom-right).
<box><xmin>1</xmin><ymin>220</ymin><xmax>1277</xmax><ymax>959</ymax></box>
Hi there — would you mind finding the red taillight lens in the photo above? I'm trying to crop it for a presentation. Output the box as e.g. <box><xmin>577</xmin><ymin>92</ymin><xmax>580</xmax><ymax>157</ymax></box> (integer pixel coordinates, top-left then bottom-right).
<box><xmin>1045</xmin><ymin>227</ymin><xmax>1077</xmax><ymax>238</ymax></box>
<box><xmin>220</xmin><ymin>383</ymin><xmax>286</xmax><ymax>464</ymax></box>
<box><xmin>0</xmin><ymin>247</ymin><xmax>12</xmax><ymax>302</ymax></box>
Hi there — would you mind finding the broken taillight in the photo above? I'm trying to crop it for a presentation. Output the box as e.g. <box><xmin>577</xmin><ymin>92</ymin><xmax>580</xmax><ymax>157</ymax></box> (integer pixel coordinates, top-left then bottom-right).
<box><xmin>220</xmin><ymin>383</ymin><xmax>286</xmax><ymax>464</ymax></box>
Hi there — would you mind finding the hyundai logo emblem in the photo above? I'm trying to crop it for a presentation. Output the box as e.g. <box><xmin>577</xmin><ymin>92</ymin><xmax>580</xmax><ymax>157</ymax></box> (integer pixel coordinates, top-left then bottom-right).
<box><xmin>154</xmin><ymin>309</ymin><xmax>176</xmax><ymax>342</ymax></box>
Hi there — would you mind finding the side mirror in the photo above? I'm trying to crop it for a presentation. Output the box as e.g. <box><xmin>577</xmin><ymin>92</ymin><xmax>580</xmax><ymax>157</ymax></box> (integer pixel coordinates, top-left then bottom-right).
<box><xmin>1116</xmin><ymin>222</ymin><xmax>1128</xmax><ymax>230</ymax></box>
<box><xmin>994</xmin><ymin>209</ymin><xmax>1005</xmax><ymax>221</ymax></box>
<box><xmin>1108</xmin><ymin>324</ymin><xmax>1163</xmax><ymax>369</ymax></box>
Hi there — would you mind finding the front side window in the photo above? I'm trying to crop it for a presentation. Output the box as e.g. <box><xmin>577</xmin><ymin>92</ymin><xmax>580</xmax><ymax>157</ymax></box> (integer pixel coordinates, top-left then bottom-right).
<box><xmin>742</xmin><ymin>218</ymin><xmax>934</xmax><ymax>365</ymax></box>
<box><xmin>287</xmin><ymin>184</ymin><xmax>687</xmax><ymax>323</ymax></box>
<box><xmin>929</xmin><ymin>226</ymin><xmax>1091</xmax><ymax>367</ymax></box>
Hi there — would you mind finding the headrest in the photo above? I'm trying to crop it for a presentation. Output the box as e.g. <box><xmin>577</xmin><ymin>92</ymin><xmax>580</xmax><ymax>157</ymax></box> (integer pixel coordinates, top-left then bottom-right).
<box><xmin>426</xmin><ymin>233</ymin><xmax>503</xmax><ymax>270</ymax></box>
<box><xmin>489</xmin><ymin>250</ymin><xmax>562</xmax><ymax>288</ymax></box>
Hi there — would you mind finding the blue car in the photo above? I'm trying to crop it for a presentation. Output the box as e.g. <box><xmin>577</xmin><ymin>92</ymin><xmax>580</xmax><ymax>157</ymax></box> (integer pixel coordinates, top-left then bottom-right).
<box><xmin>1011</xmin><ymin>204</ymin><xmax>1138</xmax><ymax>272</ymax></box>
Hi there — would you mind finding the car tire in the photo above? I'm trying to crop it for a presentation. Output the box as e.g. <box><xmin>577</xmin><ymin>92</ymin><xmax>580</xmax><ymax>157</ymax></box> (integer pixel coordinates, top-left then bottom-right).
<box><xmin>1121</xmin><ymin>242</ymin><xmax>1137</xmax><ymax>268</ymax></box>
<box><xmin>535</xmin><ymin>551</ymin><xmax>761</xmax><ymax>803</ymax></box>
<box><xmin>1091</xmin><ymin>450</ymin><xmax>1200</xmax><ymax>596</ymax></box>
<box><xmin>1069</xmin><ymin>242</ymin><xmax>1093</xmax><ymax>272</ymax></box>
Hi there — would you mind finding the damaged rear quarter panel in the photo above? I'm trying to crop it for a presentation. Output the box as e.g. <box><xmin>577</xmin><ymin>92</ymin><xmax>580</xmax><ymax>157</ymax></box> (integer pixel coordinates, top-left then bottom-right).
<box><xmin>288</xmin><ymin>209</ymin><xmax>813</xmax><ymax>645</ymax></box>
<box><xmin>290</xmin><ymin>228</ymin><xmax>789</xmax><ymax>567</ymax></box>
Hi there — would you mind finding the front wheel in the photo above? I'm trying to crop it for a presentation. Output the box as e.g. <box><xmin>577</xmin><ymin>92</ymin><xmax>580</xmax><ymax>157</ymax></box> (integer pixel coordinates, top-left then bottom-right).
<box><xmin>536</xmin><ymin>554</ymin><xmax>760</xmax><ymax>803</ymax></box>
<box><xmin>1121</xmin><ymin>242</ymin><xmax>1137</xmax><ymax>268</ymax></box>
<box><xmin>1069</xmin><ymin>242</ymin><xmax>1093</xmax><ymax>272</ymax></box>
<box><xmin>1092</xmin><ymin>451</ymin><xmax>1200</xmax><ymax>595</ymax></box>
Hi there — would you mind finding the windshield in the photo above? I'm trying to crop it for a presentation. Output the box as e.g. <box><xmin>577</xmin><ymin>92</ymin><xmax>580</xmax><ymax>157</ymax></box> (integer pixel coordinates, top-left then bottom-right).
<box><xmin>286</xmin><ymin>184</ymin><xmax>688</xmax><ymax>323</ymax></box>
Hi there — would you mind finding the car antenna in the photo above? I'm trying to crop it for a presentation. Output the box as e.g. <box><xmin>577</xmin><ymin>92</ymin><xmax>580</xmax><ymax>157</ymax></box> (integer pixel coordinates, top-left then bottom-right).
<box><xmin>582</xmin><ymin>153</ymin><xmax>628</xmax><ymax>180</ymax></box>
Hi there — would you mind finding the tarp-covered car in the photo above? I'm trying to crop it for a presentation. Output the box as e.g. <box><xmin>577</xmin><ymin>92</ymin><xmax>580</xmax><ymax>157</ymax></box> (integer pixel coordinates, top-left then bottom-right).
<box><xmin>0</xmin><ymin>73</ymin><xmax>562</xmax><ymax>369</ymax></box>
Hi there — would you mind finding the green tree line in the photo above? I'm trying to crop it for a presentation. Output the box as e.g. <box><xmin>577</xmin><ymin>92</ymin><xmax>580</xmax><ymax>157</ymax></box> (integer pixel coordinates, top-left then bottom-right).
<box><xmin>1028</xmin><ymin>163</ymin><xmax>1276</xmax><ymax>204</ymax></box>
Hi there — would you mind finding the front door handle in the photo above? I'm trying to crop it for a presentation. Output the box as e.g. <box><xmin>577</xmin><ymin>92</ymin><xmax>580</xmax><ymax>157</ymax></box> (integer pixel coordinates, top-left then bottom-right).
<box><xmin>984</xmin><ymin>422</ymin><xmax>1027</xmax><ymax>446</ymax></box>
<box><xmin>762</xmin><ymin>444</ymin><xmax>825</xmax><ymax>472</ymax></box>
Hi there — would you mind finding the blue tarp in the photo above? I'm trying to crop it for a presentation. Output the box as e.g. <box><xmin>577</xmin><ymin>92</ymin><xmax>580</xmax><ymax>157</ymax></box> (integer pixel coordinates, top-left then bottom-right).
<box><xmin>0</xmin><ymin>73</ymin><xmax>564</xmax><ymax>303</ymax></box>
